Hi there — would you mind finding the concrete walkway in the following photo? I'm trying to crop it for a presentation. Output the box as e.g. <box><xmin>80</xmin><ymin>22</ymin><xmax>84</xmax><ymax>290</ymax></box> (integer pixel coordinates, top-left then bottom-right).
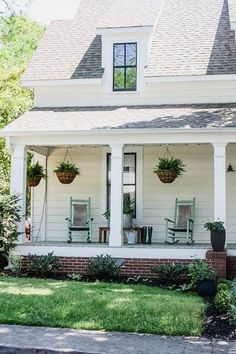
<box><xmin>0</xmin><ymin>325</ymin><xmax>235</xmax><ymax>354</ymax></box>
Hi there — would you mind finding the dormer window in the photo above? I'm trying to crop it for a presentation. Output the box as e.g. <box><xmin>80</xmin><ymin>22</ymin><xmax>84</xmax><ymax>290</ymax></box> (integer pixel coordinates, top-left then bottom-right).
<box><xmin>113</xmin><ymin>43</ymin><xmax>137</xmax><ymax>91</ymax></box>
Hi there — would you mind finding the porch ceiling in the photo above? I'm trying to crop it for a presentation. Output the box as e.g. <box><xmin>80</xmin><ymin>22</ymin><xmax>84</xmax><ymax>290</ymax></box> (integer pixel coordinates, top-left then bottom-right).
<box><xmin>2</xmin><ymin>104</ymin><xmax>236</xmax><ymax>136</ymax></box>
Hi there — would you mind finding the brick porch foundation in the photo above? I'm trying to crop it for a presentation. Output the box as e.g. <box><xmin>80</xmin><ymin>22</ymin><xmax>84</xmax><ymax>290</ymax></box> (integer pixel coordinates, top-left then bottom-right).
<box><xmin>22</xmin><ymin>249</ymin><xmax>236</xmax><ymax>278</ymax></box>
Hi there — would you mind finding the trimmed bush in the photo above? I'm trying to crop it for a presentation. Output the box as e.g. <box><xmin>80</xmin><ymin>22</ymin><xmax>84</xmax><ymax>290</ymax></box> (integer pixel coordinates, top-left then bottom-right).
<box><xmin>0</xmin><ymin>194</ymin><xmax>21</xmax><ymax>265</ymax></box>
<box><xmin>28</xmin><ymin>252</ymin><xmax>61</xmax><ymax>278</ymax></box>
<box><xmin>151</xmin><ymin>263</ymin><xmax>187</xmax><ymax>286</ymax></box>
<box><xmin>87</xmin><ymin>254</ymin><xmax>121</xmax><ymax>280</ymax></box>
<box><xmin>214</xmin><ymin>289</ymin><xmax>231</xmax><ymax>313</ymax></box>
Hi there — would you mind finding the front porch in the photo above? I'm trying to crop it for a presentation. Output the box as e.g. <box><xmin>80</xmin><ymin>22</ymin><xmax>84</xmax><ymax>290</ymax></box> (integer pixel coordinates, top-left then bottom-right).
<box><xmin>15</xmin><ymin>141</ymin><xmax>236</xmax><ymax>248</ymax></box>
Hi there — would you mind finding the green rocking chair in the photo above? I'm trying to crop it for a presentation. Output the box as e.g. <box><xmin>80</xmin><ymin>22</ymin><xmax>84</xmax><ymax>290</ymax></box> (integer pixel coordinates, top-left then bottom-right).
<box><xmin>66</xmin><ymin>197</ymin><xmax>93</xmax><ymax>243</ymax></box>
<box><xmin>164</xmin><ymin>198</ymin><xmax>195</xmax><ymax>244</ymax></box>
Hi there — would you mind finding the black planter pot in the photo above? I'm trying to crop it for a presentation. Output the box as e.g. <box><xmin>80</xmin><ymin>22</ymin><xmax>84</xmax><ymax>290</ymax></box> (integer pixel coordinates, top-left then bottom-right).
<box><xmin>210</xmin><ymin>230</ymin><xmax>226</xmax><ymax>252</ymax></box>
<box><xmin>196</xmin><ymin>279</ymin><xmax>217</xmax><ymax>297</ymax></box>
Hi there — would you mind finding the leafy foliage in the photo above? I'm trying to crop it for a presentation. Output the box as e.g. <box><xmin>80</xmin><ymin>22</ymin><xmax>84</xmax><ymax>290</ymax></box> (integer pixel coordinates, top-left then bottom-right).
<box><xmin>8</xmin><ymin>250</ymin><xmax>22</xmax><ymax>274</ymax></box>
<box><xmin>28</xmin><ymin>252</ymin><xmax>61</xmax><ymax>278</ymax></box>
<box><xmin>187</xmin><ymin>260</ymin><xmax>216</xmax><ymax>290</ymax></box>
<box><xmin>0</xmin><ymin>15</ymin><xmax>44</xmax><ymax>192</ymax></box>
<box><xmin>204</xmin><ymin>221</ymin><xmax>225</xmax><ymax>232</ymax></box>
<box><xmin>154</xmin><ymin>156</ymin><xmax>186</xmax><ymax>177</ymax></box>
<box><xmin>54</xmin><ymin>161</ymin><xmax>80</xmax><ymax>175</ymax></box>
<box><xmin>151</xmin><ymin>263</ymin><xmax>187</xmax><ymax>286</ymax></box>
<box><xmin>67</xmin><ymin>273</ymin><xmax>82</xmax><ymax>281</ymax></box>
<box><xmin>0</xmin><ymin>193</ymin><xmax>21</xmax><ymax>256</ymax></box>
<box><xmin>87</xmin><ymin>254</ymin><xmax>121</xmax><ymax>280</ymax></box>
<box><xmin>214</xmin><ymin>289</ymin><xmax>231</xmax><ymax>313</ymax></box>
<box><xmin>27</xmin><ymin>161</ymin><xmax>46</xmax><ymax>178</ymax></box>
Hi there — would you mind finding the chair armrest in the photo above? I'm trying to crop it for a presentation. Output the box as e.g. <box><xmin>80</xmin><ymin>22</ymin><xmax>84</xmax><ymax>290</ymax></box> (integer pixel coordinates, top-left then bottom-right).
<box><xmin>165</xmin><ymin>218</ymin><xmax>175</xmax><ymax>223</ymax></box>
<box><xmin>187</xmin><ymin>218</ymin><xmax>194</xmax><ymax>224</ymax></box>
<box><xmin>65</xmin><ymin>218</ymin><xmax>71</xmax><ymax>222</ymax></box>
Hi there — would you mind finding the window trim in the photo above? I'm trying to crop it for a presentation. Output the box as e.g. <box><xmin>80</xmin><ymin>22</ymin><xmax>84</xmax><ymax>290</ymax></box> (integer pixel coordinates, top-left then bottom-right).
<box><xmin>106</xmin><ymin>152</ymin><xmax>137</xmax><ymax>217</ymax></box>
<box><xmin>113</xmin><ymin>42</ymin><xmax>137</xmax><ymax>92</ymax></box>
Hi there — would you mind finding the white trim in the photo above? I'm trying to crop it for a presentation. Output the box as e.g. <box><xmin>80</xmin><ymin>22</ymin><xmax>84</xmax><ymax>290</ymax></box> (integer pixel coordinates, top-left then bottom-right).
<box><xmin>17</xmin><ymin>244</ymin><xmax>207</xmax><ymax>259</ymax></box>
<box><xmin>3</xmin><ymin>128</ymin><xmax>236</xmax><ymax>139</ymax></box>
<box><xmin>100</xmin><ymin>146</ymin><xmax>144</xmax><ymax>225</ymax></box>
<box><xmin>145</xmin><ymin>74</ymin><xmax>236</xmax><ymax>83</ymax></box>
<box><xmin>21</xmin><ymin>78</ymin><xmax>102</xmax><ymax>88</ymax></box>
<box><xmin>97</xmin><ymin>25</ymin><xmax>153</xmax><ymax>35</ymax></box>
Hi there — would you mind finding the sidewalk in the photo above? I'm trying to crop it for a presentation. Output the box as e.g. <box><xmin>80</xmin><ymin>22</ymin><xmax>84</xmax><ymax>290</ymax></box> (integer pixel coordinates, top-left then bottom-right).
<box><xmin>0</xmin><ymin>325</ymin><xmax>235</xmax><ymax>354</ymax></box>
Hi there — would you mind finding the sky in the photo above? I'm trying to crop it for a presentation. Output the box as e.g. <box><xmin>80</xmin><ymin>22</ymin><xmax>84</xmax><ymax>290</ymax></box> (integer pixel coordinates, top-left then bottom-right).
<box><xmin>0</xmin><ymin>0</ymin><xmax>79</xmax><ymax>25</ymax></box>
<box><xmin>27</xmin><ymin>0</ymin><xmax>79</xmax><ymax>24</ymax></box>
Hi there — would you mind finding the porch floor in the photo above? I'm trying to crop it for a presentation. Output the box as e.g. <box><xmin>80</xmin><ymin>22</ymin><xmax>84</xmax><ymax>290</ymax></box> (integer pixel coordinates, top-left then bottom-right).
<box><xmin>27</xmin><ymin>241</ymin><xmax>217</xmax><ymax>248</ymax></box>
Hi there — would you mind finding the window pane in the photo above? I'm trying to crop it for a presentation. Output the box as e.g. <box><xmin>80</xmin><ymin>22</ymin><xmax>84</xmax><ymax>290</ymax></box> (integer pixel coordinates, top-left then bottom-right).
<box><xmin>123</xmin><ymin>154</ymin><xmax>135</xmax><ymax>184</ymax></box>
<box><xmin>114</xmin><ymin>44</ymin><xmax>125</xmax><ymax>66</ymax></box>
<box><xmin>123</xmin><ymin>185</ymin><xmax>136</xmax><ymax>217</ymax></box>
<box><xmin>126</xmin><ymin>67</ymin><xmax>136</xmax><ymax>89</ymax></box>
<box><xmin>114</xmin><ymin>68</ymin><xmax>125</xmax><ymax>90</ymax></box>
<box><xmin>107</xmin><ymin>154</ymin><xmax>111</xmax><ymax>183</ymax></box>
<box><xmin>126</xmin><ymin>43</ymin><xmax>136</xmax><ymax>66</ymax></box>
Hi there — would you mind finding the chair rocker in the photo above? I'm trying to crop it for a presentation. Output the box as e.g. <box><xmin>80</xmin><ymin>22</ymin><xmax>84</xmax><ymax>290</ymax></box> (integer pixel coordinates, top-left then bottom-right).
<box><xmin>66</xmin><ymin>197</ymin><xmax>93</xmax><ymax>243</ymax></box>
<box><xmin>164</xmin><ymin>198</ymin><xmax>195</xmax><ymax>245</ymax></box>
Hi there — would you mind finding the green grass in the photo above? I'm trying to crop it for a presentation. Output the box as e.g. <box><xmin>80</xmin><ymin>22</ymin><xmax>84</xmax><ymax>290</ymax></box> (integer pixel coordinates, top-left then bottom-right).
<box><xmin>0</xmin><ymin>276</ymin><xmax>206</xmax><ymax>336</ymax></box>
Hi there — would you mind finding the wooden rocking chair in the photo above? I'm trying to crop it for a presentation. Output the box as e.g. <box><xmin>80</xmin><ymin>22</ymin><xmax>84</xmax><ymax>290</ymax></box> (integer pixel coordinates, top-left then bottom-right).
<box><xmin>164</xmin><ymin>198</ymin><xmax>195</xmax><ymax>244</ymax></box>
<box><xmin>66</xmin><ymin>197</ymin><xmax>93</xmax><ymax>243</ymax></box>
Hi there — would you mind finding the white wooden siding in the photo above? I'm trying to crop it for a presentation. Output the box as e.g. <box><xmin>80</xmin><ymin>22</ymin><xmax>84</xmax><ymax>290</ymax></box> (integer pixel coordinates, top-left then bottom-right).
<box><xmin>34</xmin><ymin>79</ymin><xmax>236</xmax><ymax>108</ymax></box>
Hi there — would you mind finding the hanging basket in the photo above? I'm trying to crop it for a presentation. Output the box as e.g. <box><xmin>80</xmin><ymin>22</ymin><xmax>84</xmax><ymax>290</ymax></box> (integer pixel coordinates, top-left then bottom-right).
<box><xmin>56</xmin><ymin>171</ymin><xmax>77</xmax><ymax>184</ymax></box>
<box><xmin>27</xmin><ymin>176</ymin><xmax>42</xmax><ymax>187</ymax></box>
<box><xmin>156</xmin><ymin>170</ymin><xmax>177</xmax><ymax>183</ymax></box>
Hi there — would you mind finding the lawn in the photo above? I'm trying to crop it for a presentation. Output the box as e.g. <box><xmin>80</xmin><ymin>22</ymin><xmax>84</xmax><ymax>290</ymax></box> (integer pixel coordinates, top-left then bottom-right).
<box><xmin>0</xmin><ymin>276</ymin><xmax>206</xmax><ymax>336</ymax></box>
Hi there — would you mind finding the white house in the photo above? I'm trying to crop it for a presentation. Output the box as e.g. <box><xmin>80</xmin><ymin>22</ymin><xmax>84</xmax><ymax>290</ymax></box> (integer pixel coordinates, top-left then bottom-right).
<box><xmin>2</xmin><ymin>0</ymin><xmax>236</xmax><ymax>275</ymax></box>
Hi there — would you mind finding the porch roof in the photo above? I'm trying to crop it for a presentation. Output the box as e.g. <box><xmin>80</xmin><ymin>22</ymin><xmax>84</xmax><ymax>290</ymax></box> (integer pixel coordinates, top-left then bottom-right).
<box><xmin>2</xmin><ymin>104</ymin><xmax>236</xmax><ymax>136</ymax></box>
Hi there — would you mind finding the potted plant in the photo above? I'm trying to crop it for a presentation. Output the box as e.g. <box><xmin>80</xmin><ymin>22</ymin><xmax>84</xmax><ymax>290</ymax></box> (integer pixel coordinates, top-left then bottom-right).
<box><xmin>187</xmin><ymin>260</ymin><xmax>217</xmax><ymax>297</ymax></box>
<box><xmin>123</xmin><ymin>197</ymin><xmax>135</xmax><ymax>228</ymax></box>
<box><xmin>54</xmin><ymin>161</ymin><xmax>80</xmax><ymax>184</ymax></box>
<box><xmin>154</xmin><ymin>155</ymin><xmax>185</xmax><ymax>183</ymax></box>
<box><xmin>102</xmin><ymin>197</ymin><xmax>135</xmax><ymax>228</ymax></box>
<box><xmin>204</xmin><ymin>220</ymin><xmax>226</xmax><ymax>252</ymax></box>
<box><xmin>27</xmin><ymin>161</ymin><xmax>46</xmax><ymax>187</ymax></box>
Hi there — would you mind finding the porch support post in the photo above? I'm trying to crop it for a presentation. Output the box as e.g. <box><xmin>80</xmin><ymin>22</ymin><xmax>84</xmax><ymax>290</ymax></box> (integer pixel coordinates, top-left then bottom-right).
<box><xmin>109</xmin><ymin>144</ymin><xmax>124</xmax><ymax>247</ymax></box>
<box><xmin>10</xmin><ymin>144</ymin><xmax>27</xmax><ymax>244</ymax></box>
<box><xmin>213</xmin><ymin>143</ymin><xmax>226</xmax><ymax>224</ymax></box>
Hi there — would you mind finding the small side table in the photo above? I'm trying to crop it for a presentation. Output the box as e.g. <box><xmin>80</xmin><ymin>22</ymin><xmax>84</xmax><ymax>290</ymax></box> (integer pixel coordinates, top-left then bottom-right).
<box><xmin>99</xmin><ymin>226</ymin><xmax>142</xmax><ymax>244</ymax></box>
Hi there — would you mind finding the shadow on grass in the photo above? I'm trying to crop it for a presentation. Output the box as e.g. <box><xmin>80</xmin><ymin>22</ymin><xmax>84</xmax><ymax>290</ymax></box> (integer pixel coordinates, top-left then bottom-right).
<box><xmin>0</xmin><ymin>276</ymin><xmax>206</xmax><ymax>336</ymax></box>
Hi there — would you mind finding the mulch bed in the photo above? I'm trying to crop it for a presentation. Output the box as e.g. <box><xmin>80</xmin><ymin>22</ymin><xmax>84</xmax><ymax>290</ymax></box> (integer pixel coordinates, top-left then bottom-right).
<box><xmin>203</xmin><ymin>303</ymin><xmax>236</xmax><ymax>340</ymax></box>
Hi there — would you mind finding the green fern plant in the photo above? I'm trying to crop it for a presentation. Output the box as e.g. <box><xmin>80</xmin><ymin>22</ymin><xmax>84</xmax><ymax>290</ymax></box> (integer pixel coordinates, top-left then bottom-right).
<box><xmin>154</xmin><ymin>156</ymin><xmax>185</xmax><ymax>177</ymax></box>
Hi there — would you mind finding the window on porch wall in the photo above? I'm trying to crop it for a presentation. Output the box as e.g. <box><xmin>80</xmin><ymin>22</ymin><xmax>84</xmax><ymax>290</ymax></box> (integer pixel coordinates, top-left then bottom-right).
<box><xmin>107</xmin><ymin>153</ymin><xmax>136</xmax><ymax>218</ymax></box>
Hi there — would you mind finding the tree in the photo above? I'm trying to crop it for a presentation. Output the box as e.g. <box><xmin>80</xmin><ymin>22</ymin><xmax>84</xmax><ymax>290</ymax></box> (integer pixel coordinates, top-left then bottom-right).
<box><xmin>0</xmin><ymin>0</ymin><xmax>31</xmax><ymax>16</ymax></box>
<box><xmin>0</xmin><ymin>15</ymin><xmax>44</xmax><ymax>192</ymax></box>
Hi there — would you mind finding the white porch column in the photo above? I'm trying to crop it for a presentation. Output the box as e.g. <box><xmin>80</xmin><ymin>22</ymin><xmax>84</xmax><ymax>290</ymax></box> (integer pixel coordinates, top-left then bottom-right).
<box><xmin>10</xmin><ymin>144</ymin><xmax>27</xmax><ymax>244</ymax></box>
<box><xmin>109</xmin><ymin>144</ymin><xmax>124</xmax><ymax>247</ymax></box>
<box><xmin>213</xmin><ymin>143</ymin><xmax>226</xmax><ymax>223</ymax></box>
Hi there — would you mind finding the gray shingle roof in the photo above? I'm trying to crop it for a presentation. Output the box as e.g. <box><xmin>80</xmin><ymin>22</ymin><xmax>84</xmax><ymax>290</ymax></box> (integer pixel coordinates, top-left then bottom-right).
<box><xmin>2</xmin><ymin>104</ymin><xmax>236</xmax><ymax>135</ymax></box>
<box><xmin>22</xmin><ymin>0</ymin><xmax>236</xmax><ymax>81</ymax></box>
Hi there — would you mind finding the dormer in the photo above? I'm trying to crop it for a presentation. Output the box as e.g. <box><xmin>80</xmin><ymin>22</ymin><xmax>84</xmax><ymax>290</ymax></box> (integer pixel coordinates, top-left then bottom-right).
<box><xmin>97</xmin><ymin>25</ymin><xmax>153</xmax><ymax>93</ymax></box>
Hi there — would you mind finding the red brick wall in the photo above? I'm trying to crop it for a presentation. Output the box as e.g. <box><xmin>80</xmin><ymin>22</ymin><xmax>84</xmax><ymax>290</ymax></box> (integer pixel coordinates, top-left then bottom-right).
<box><xmin>22</xmin><ymin>252</ymin><xmax>231</xmax><ymax>278</ymax></box>
<box><xmin>206</xmin><ymin>250</ymin><xmax>227</xmax><ymax>278</ymax></box>
<box><xmin>227</xmin><ymin>256</ymin><xmax>236</xmax><ymax>280</ymax></box>
<box><xmin>22</xmin><ymin>256</ymin><xmax>191</xmax><ymax>277</ymax></box>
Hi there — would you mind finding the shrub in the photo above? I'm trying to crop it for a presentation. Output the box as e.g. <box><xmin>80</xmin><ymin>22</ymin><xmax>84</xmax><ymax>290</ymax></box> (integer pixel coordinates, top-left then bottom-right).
<box><xmin>0</xmin><ymin>194</ymin><xmax>21</xmax><ymax>260</ymax></box>
<box><xmin>67</xmin><ymin>273</ymin><xmax>82</xmax><ymax>281</ymax></box>
<box><xmin>151</xmin><ymin>263</ymin><xmax>187</xmax><ymax>286</ymax></box>
<box><xmin>217</xmin><ymin>283</ymin><xmax>230</xmax><ymax>291</ymax></box>
<box><xmin>229</xmin><ymin>281</ymin><xmax>236</xmax><ymax>324</ymax></box>
<box><xmin>187</xmin><ymin>260</ymin><xmax>216</xmax><ymax>290</ymax></box>
<box><xmin>87</xmin><ymin>255</ymin><xmax>121</xmax><ymax>280</ymax></box>
<box><xmin>214</xmin><ymin>289</ymin><xmax>231</xmax><ymax>313</ymax></box>
<box><xmin>8</xmin><ymin>251</ymin><xmax>22</xmax><ymax>275</ymax></box>
<box><xmin>28</xmin><ymin>252</ymin><xmax>61</xmax><ymax>278</ymax></box>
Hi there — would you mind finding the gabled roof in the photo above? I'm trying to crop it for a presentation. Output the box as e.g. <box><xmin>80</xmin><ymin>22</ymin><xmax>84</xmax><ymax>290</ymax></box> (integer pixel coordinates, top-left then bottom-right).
<box><xmin>2</xmin><ymin>104</ymin><xmax>236</xmax><ymax>136</ymax></box>
<box><xmin>22</xmin><ymin>0</ymin><xmax>236</xmax><ymax>81</ymax></box>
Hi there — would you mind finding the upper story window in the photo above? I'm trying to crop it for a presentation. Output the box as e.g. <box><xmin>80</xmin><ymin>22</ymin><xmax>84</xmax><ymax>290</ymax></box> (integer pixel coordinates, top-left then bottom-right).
<box><xmin>113</xmin><ymin>43</ymin><xmax>137</xmax><ymax>91</ymax></box>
